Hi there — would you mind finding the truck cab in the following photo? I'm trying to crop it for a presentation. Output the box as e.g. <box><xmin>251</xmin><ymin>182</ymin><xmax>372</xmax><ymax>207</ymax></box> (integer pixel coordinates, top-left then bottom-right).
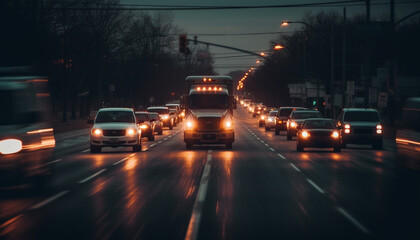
<box><xmin>182</xmin><ymin>76</ymin><xmax>236</xmax><ymax>149</ymax></box>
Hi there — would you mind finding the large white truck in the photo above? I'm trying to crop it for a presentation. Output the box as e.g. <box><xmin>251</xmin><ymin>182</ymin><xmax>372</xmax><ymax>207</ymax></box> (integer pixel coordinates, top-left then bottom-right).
<box><xmin>181</xmin><ymin>76</ymin><xmax>236</xmax><ymax>149</ymax></box>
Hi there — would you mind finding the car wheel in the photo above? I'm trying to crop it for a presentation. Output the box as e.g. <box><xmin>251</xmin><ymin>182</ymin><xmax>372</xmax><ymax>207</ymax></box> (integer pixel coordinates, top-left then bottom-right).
<box><xmin>275</xmin><ymin>129</ymin><xmax>280</xmax><ymax>135</ymax></box>
<box><xmin>287</xmin><ymin>133</ymin><xmax>292</xmax><ymax>140</ymax></box>
<box><xmin>373</xmin><ymin>140</ymin><xmax>383</xmax><ymax>150</ymax></box>
<box><xmin>186</xmin><ymin>142</ymin><xmax>193</xmax><ymax>149</ymax></box>
<box><xmin>90</xmin><ymin>145</ymin><xmax>101</xmax><ymax>153</ymax></box>
<box><xmin>148</xmin><ymin>134</ymin><xmax>155</xmax><ymax>141</ymax></box>
<box><xmin>133</xmin><ymin>144</ymin><xmax>141</xmax><ymax>152</ymax></box>
<box><xmin>158</xmin><ymin>130</ymin><xmax>163</xmax><ymax>135</ymax></box>
<box><xmin>169</xmin><ymin>125</ymin><xmax>173</xmax><ymax>130</ymax></box>
<box><xmin>226</xmin><ymin>143</ymin><xmax>233</xmax><ymax>149</ymax></box>
<box><xmin>297</xmin><ymin>144</ymin><xmax>304</xmax><ymax>152</ymax></box>
<box><xmin>334</xmin><ymin>146</ymin><xmax>341</xmax><ymax>152</ymax></box>
<box><xmin>265</xmin><ymin>127</ymin><xmax>270</xmax><ymax>131</ymax></box>
<box><xmin>259</xmin><ymin>123</ymin><xmax>263</xmax><ymax>127</ymax></box>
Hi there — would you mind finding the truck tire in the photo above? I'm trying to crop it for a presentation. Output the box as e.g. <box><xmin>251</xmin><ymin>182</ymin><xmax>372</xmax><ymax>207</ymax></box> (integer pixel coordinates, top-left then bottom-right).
<box><xmin>275</xmin><ymin>129</ymin><xmax>280</xmax><ymax>135</ymax></box>
<box><xmin>158</xmin><ymin>130</ymin><xmax>163</xmax><ymax>135</ymax></box>
<box><xmin>226</xmin><ymin>143</ymin><xmax>232</xmax><ymax>149</ymax></box>
<box><xmin>297</xmin><ymin>144</ymin><xmax>304</xmax><ymax>152</ymax></box>
<box><xmin>287</xmin><ymin>133</ymin><xmax>292</xmax><ymax>140</ymax></box>
<box><xmin>148</xmin><ymin>134</ymin><xmax>155</xmax><ymax>141</ymax></box>
<box><xmin>372</xmin><ymin>140</ymin><xmax>383</xmax><ymax>150</ymax></box>
<box><xmin>265</xmin><ymin>127</ymin><xmax>270</xmax><ymax>131</ymax></box>
<box><xmin>90</xmin><ymin>145</ymin><xmax>101</xmax><ymax>153</ymax></box>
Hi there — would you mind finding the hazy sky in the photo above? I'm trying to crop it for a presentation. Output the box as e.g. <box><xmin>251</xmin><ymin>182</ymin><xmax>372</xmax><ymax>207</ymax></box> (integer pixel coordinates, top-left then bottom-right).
<box><xmin>124</xmin><ymin>0</ymin><xmax>419</xmax><ymax>74</ymax></box>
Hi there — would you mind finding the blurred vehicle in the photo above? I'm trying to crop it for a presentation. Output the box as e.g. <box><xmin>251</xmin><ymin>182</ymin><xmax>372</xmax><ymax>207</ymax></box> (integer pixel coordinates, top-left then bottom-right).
<box><xmin>166</xmin><ymin>103</ymin><xmax>183</xmax><ymax>122</ymax></box>
<box><xmin>243</xmin><ymin>99</ymin><xmax>252</xmax><ymax>108</ymax></box>
<box><xmin>396</xmin><ymin>98</ymin><xmax>420</xmax><ymax>170</ymax></box>
<box><xmin>148</xmin><ymin>112</ymin><xmax>163</xmax><ymax>135</ymax></box>
<box><xmin>337</xmin><ymin>108</ymin><xmax>383</xmax><ymax>149</ymax></box>
<box><xmin>89</xmin><ymin>108</ymin><xmax>141</xmax><ymax>153</ymax></box>
<box><xmin>182</xmin><ymin>76</ymin><xmax>235</xmax><ymax>149</ymax></box>
<box><xmin>135</xmin><ymin>111</ymin><xmax>155</xmax><ymax>141</ymax></box>
<box><xmin>169</xmin><ymin>109</ymin><xmax>179</xmax><ymax>126</ymax></box>
<box><xmin>264</xmin><ymin>110</ymin><xmax>278</xmax><ymax>130</ymax></box>
<box><xmin>252</xmin><ymin>104</ymin><xmax>264</xmax><ymax>118</ymax></box>
<box><xmin>275</xmin><ymin>107</ymin><xmax>306</xmax><ymax>135</ymax></box>
<box><xmin>296</xmin><ymin>118</ymin><xmax>341</xmax><ymax>152</ymax></box>
<box><xmin>147</xmin><ymin>106</ymin><xmax>174</xmax><ymax>130</ymax></box>
<box><xmin>248</xmin><ymin>103</ymin><xmax>255</xmax><ymax>113</ymax></box>
<box><xmin>0</xmin><ymin>70</ymin><xmax>55</xmax><ymax>187</ymax></box>
<box><xmin>286</xmin><ymin>110</ymin><xmax>323</xmax><ymax>140</ymax></box>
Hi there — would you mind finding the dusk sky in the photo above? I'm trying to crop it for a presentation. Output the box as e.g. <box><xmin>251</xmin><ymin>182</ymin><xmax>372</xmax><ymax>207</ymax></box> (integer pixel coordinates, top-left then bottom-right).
<box><xmin>124</xmin><ymin>0</ymin><xmax>419</xmax><ymax>74</ymax></box>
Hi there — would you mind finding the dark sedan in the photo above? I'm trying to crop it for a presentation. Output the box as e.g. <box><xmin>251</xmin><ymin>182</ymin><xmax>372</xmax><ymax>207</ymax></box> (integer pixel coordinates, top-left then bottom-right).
<box><xmin>296</xmin><ymin>118</ymin><xmax>341</xmax><ymax>152</ymax></box>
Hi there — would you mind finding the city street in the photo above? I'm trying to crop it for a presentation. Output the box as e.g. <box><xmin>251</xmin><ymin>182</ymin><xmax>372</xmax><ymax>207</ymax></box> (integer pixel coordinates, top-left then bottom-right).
<box><xmin>1</xmin><ymin>108</ymin><xmax>419</xmax><ymax>240</ymax></box>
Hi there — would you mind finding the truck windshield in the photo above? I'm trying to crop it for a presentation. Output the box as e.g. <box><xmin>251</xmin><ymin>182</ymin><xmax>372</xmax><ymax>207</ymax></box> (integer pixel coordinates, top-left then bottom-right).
<box><xmin>189</xmin><ymin>93</ymin><xmax>229</xmax><ymax>109</ymax></box>
<box><xmin>344</xmin><ymin>111</ymin><xmax>380</xmax><ymax>122</ymax></box>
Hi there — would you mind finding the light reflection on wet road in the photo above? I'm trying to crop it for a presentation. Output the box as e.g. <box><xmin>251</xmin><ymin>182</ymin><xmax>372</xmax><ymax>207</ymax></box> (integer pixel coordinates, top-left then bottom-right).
<box><xmin>1</xmin><ymin>108</ymin><xmax>420</xmax><ymax>239</ymax></box>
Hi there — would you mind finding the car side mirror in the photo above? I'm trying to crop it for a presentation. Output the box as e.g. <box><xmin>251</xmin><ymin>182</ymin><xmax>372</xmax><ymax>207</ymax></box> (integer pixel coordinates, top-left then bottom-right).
<box><xmin>87</xmin><ymin>119</ymin><xmax>94</xmax><ymax>124</ymax></box>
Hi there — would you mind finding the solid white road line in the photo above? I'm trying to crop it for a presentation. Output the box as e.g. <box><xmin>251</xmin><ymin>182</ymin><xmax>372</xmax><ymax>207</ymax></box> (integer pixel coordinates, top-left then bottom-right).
<box><xmin>82</xmin><ymin>149</ymin><xmax>90</xmax><ymax>153</ymax></box>
<box><xmin>185</xmin><ymin>150</ymin><xmax>212</xmax><ymax>240</ymax></box>
<box><xmin>277</xmin><ymin>153</ymin><xmax>286</xmax><ymax>159</ymax></box>
<box><xmin>30</xmin><ymin>191</ymin><xmax>69</xmax><ymax>210</ymax></box>
<box><xmin>78</xmin><ymin>169</ymin><xmax>106</xmax><ymax>184</ymax></box>
<box><xmin>269</xmin><ymin>147</ymin><xmax>275</xmax><ymax>152</ymax></box>
<box><xmin>336</xmin><ymin>207</ymin><xmax>371</xmax><ymax>235</ymax></box>
<box><xmin>46</xmin><ymin>159</ymin><xmax>62</xmax><ymax>165</ymax></box>
<box><xmin>113</xmin><ymin>157</ymin><xmax>128</xmax><ymax>166</ymax></box>
<box><xmin>290</xmin><ymin>163</ymin><xmax>301</xmax><ymax>172</ymax></box>
<box><xmin>306</xmin><ymin>179</ymin><xmax>325</xmax><ymax>194</ymax></box>
<box><xmin>150</xmin><ymin>144</ymin><xmax>156</xmax><ymax>147</ymax></box>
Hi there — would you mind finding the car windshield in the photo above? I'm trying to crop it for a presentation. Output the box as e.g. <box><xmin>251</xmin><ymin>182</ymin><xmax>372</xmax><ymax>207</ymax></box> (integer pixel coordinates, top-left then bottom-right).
<box><xmin>148</xmin><ymin>108</ymin><xmax>169</xmax><ymax>115</ymax></box>
<box><xmin>149</xmin><ymin>113</ymin><xmax>159</xmax><ymax>120</ymax></box>
<box><xmin>303</xmin><ymin>120</ymin><xmax>336</xmax><ymax>129</ymax></box>
<box><xmin>344</xmin><ymin>111</ymin><xmax>380</xmax><ymax>122</ymax></box>
<box><xmin>269</xmin><ymin>111</ymin><xmax>277</xmax><ymax>116</ymax></box>
<box><xmin>135</xmin><ymin>113</ymin><xmax>149</xmax><ymax>121</ymax></box>
<box><xmin>292</xmin><ymin>111</ymin><xmax>322</xmax><ymax>119</ymax></box>
<box><xmin>189</xmin><ymin>93</ymin><xmax>229</xmax><ymax>109</ymax></box>
<box><xmin>279</xmin><ymin>108</ymin><xmax>294</xmax><ymax>117</ymax></box>
<box><xmin>95</xmin><ymin>111</ymin><xmax>135</xmax><ymax>123</ymax></box>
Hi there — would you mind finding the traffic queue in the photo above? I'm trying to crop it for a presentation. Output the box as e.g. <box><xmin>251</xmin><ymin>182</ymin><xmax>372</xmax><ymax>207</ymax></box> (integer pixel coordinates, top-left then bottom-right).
<box><xmin>239</xmin><ymin>98</ymin><xmax>385</xmax><ymax>153</ymax></box>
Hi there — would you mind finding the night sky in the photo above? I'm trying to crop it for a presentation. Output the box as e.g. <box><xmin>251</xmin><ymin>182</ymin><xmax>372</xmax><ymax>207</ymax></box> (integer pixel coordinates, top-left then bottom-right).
<box><xmin>124</xmin><ymin>0</ymin><xmax>419</xmax><ymax>74</ymax></box>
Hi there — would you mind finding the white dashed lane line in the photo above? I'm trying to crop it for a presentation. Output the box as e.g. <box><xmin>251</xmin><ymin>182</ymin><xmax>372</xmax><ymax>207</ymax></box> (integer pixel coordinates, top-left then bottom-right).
<box><xmin>113</xmin><ymin>157</ymin><xmax>128</xmax><ymax>166</ymax></box>
<box><xmin>277</xmin><ymin>153</ymin><xmax>286</xmax><ymax>159</ymax></box>
<box><xmin>78</xmin><ymin>169</ymin><xmax>106</xmax><ymax>184</ymax></box>
<box><xmin>336</xmin><ymin>207</ymin><xmax>371</xmax><ymax>235</ymax></box>
<box><xmin>269</xmin><ymin>147</ymin><xmax>275</xmax><ymax>152</ymax></box>
<box><xmin>290</xmin><ymin>163</ymin><xmax>301</xmax><ymax>172</ymax></box>
<box><xmin>82</xmin><ymin>149</ymin><xmax>90</xmax><ymax>153</ymax></box>
<box><xmin>30</xmin><ymin>191</ymin><xmax>69</xmax><ymax>210</ymax></box>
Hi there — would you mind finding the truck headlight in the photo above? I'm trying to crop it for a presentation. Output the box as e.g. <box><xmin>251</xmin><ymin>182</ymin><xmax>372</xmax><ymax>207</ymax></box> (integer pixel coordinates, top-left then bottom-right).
<box><xmin>186</xmin><ymin>120</ymin><xmax>195</xmax><ymax>130</ymax></box>
<box><xmin>376</xmin><ymin>124</ymin><xmax>382</xmax><ymax>134</ymax></box>
<box><xmin>344</xmin><ymin>124</ymin><xmax>351</xmax><ymax>134</ymax></box>
<box><xmin>331</xmin><ymin>131</ymin><xmax>339</xmax><ymax>138</ymax></box>
<box><xmin>92</xmin><ymin>128</ymin><xmax>102</xmax><ymax>135</ymax></box>
<box><xmin>140</xmin><ymin>124</ymin><xmax>148</xmax><ymax>129</ymax></box>
<box><xmin>224</xmin><ymin>120</ymin><xmax>233</xmax><ymax>130</ymax></box>
<box><xmin>301</xmin><ymin>131</ymin><xmax>310</xmax><ymax>138</ymax></box>
<box><xmin>290</xmin><ymin>122</ymin><xmax>297</xmax><ymax>128</ymax></box>
<box><xmin>0</xmin><ymin>139</ymin><xmax>23</xmax><ymax>154</ymax></box>
<box><xmin>127</xmin><ymin>128</ymin><xmax>136</xmax><ymax>135</ymax></box>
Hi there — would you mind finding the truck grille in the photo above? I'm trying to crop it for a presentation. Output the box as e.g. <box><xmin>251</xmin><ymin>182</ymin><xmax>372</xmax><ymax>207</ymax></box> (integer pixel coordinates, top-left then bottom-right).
<box><xmin>354</xmin><ymin>128</ymin><xmax>373</xmax><ymax>134</ymax></box>
<box><xmin>197</xmin><ymin>117</ymin><xmax>221</xmax><ymax>132</ymax></box>
<box><xmin>103</xmin><ymin>130</ymin><xmax>126</xmax><ymax>136</ymax></box>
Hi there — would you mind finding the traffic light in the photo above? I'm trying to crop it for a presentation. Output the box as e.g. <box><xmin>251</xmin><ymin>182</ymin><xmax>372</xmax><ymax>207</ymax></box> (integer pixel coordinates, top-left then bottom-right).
<box><xmin>179</xmin><ymin>34</ymin><xmax>187</xmax><ymax>53</ymax></box>
<box><xmin>313</xmin><ymin>100</ymin><xmax>317</xmax><ymax>106</ymax></box>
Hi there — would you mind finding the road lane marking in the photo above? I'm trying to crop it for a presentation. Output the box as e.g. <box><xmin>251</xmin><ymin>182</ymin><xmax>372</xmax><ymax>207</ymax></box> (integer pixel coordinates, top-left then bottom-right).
<box><xmin>306</xmin><ymin>179</ymin><xmax>325</xmax><ymax>194</ymax></box>
<box><xmin>150</xmin><ymin>143</ymin><xmax>156</xmax><ymax>147</ymax></box>
<box><xmin>78</xmin><ymin>169</ymin><xmax>106</xmax><ymax>184</ymax></box>
<box><xmin>82</xmin><ymin>149</ymin><xmax>90</xmax><ymax>153</ymax></box>
<box><xmin>164</xmin><ymin>138</ymin><xmax>168</xmax><ymax>140</ymax></box>
<box><xmin>260</xmin><ymin>140</ymin><xmax>265</xmax><ymax>143</ymax></box>
<box><xmin>158</xmin><ymin>141</ymin><xmax>162</xmax><ymax>144</ymax></box>
<box><xmin>113</xmin><ymin>157</ymin><xmax>129</xmax><ymax>166</ymax></box>
<box><xmin>264</xmin><ymin>143</ymin><xmax>269</xmax><ymax>147</ymax></box>
<box><xmin>336</xmin><ymin>207</ymin><xmax>371</xmax><ymax>235</ymax></box>
<box><xmin>290</xmin><ymin>163</ymin><xmax>301</xmax><ymax>172</ymax></box>
<box><xmin>46</xmin><ymin>159</ymin><xmax>62</xmax><ymax>165</ymax></box>
<box><xmin>277</xmin><ymin>153</ymin><xmax>286</xmax><ymax>159</ymax></box>
<box><xmin>30</xmin><ymin>191</ymin><xmax>69</xmax><ymax>210</ymax></box>
<box><xmin>269</xmin><ymin>147</ymin><xmax>275</xmax><ymax>152</ymax></box>
<box><xmin>143</xmin><ymin>148</ymin><xmax>148</xmax><ymax>151</ymax></box>
<box><xmin>185</xmin><ymin>150</ymin><xmax>212</xmax><ymax>240</ymax></box>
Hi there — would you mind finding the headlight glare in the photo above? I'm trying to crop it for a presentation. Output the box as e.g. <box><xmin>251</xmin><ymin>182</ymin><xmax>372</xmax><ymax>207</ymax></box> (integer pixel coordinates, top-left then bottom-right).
<box><xmin>127</xmin><ymin>129</ymin><xmax>136</xmax><ymax>135</ymax></box>
<box><xmin>0</xmin><ymin>139</ymin><xmax>23</xmax><ymax>154</ymax></box>
<box><xmin>92</xmin><ymin>129</ymin><xmax>102</xmax><ymax>135</ymax></box>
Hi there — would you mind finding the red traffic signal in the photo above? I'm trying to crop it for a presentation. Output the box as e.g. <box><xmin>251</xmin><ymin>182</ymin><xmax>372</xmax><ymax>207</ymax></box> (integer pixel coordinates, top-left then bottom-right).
<box><xmin>179</xmin><ymin>34</ymin><xmax>187</xmax><ymax>53</ymax></box>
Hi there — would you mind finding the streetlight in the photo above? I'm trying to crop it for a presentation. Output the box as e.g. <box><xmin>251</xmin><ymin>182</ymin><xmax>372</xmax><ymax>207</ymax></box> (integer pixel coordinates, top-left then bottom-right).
<box><xmin>274</xmin><ymin>44</ymin><xmax>284</xmax><ymax>50</ymax></box>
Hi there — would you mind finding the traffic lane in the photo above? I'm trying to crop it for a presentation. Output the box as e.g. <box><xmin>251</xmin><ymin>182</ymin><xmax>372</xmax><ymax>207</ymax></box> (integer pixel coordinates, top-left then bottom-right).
<box><xmin>1</xmin><ymin>127</ymin><xmax>206</xmax><ymax>240</ymax></box>
<box><xmin>0</xmin><ymin>127</ymin><xmax>182</xmax><ymax>230</ymax></box>
<box><xmin>241</xmin><ymin>110</ymin><xmax>420</xmax><ymax>237</ymax></box>
<box><xmin>197</xmin><ymin>121</ymin><xmax>364</xmax><ymax>240</ymax></box>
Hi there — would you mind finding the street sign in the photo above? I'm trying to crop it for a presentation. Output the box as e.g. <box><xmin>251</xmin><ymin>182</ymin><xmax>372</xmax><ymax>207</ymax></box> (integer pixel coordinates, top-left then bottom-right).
<box><xmin>347</xmin><ymin>81</ymin><xmax>355</xmax><ymax>96</ymax></box>
<box><xmin>378</xmin><ymin>92</ymin><xmax>388</xmax><ymax>107</ymax></box>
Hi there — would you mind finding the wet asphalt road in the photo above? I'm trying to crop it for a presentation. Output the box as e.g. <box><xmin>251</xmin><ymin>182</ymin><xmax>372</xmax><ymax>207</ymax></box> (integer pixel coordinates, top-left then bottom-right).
<box><xmin>1</xmin><ymin>108</ymin><xmax>420</xmax><ymax>240</ymax></box>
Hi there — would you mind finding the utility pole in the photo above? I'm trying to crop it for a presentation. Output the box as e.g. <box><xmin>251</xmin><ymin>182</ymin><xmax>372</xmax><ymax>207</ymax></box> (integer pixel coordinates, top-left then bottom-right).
<box><xmin>364</xmin><ymin>0</ymin><xmax>371</xmax><ymax>107</ymax></box>
<box><xmin>342</xmin><ymin>7</ymin><xmax>347</xmax><ymax>110</ymax></box>
<box><xmin>330</xmin><ymin>26</ymin><xmax>335</xmax><ymax>118</ymax></box>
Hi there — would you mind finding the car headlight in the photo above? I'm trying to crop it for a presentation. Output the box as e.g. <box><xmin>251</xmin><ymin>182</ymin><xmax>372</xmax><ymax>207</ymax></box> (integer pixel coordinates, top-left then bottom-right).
<box><xmin>344</xmin><ymin>124</ymin><xmax>351</xmax><ymax>134</ymax></box>
<box><xmin>162</xmin><ymin>115</ymin><xmax>169</xmax><ymax>120</ymax></box>
<box><xmin>301</xmin><ymin>131</ymin><xmax>310</xmax><ymax>138</ymax></box>
<box><xmin>331</xmin><ymin>131</ymin><xmax>339</xmax><ymax>138</ymax></box>
<box><xmin>290</xmin><ymin>122</ymin><xmax>297</xmax><ymax>128</ymax></box>
<box><xmin>268</xmin><ymin>118</ymin><xmax>274</xmax><ymax>122</ymax></box>
<box><xmin>376</xmin><ymin>124</ymin><xmax>382</xmax><ymax>134</ymax></box>
<box><xmin>0</xmin><ymin>139</ymin><xmax>23</xmax><ymax>154</ymax></box>
<box><xmin>181</xmin><ymin>112</ymin><xmax>185</xmax><ymax>117</ymax></box>
<box><xmin>140</xmin><ymin>124</ymin><xmax>148</xmax><ymax>129</ymax></box>
<box><xmin>92</xmin><ymin>128</ymin><xmax>102</xmax><ymax>135</ymax></box>
<box><xmin>261</xmin><ymin>116</ymin><xmax>265</xmax><ymax>120</ymax></box>
<box><xmin>224</xmin><ymin>120</ymin><xmax>233</xmax><ymax>130</ymax></box>
<box><xmin>127</xmin><ymin>128</ymin><xmax>136</xmax><ymax>135</ymax></box>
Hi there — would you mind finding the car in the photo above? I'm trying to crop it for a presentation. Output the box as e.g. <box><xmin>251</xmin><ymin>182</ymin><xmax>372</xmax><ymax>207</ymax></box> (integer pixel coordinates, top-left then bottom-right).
<box><xmin>275</xmin><ymin>107</ymin><xmax>306</xmax><ymax>135</ymax></box>
<box><xmin>146</xmin><ymin>106</ymin><xmax>174</xmax><ymax>130</ymax></box>
<box><xmin>264</xmin><ymin>110</ymin><xmax>278</xmax><ymax>130</ymax></box>
<box><xmin>252</xmin><ymin>104</ymin><xmax>264</xmax><ymax>118</ymax></box>
<box><xmin>286</xmin><ymin>110</ymin><xmax>323</xmax><ymax>140</ymax></box>
<box><xmin>135</xmin><ymin>111</ymin><xmax>155</xmax><ymax>141</ymax></box>
<box><xmin>166</xmin><ymin>103</ymin><xmax>183</xmax><ymax>122</ymax></box>
<box><xmin>0</xmin><ymin>72</ymin><xmax>55</xmax><ymax>187</ymax></box>
<box><xmin>148</xmin><ymin>112</ymin><xmax>163</xmax><ymax>135</ymax></box>
<box><xmin>296</xmin><ymin>118</ymin><xmax>341</xmax><ymax>152</ymax></box>
<box><xmin>169</xmin><ymin>109</ymin><xmax>179</xmax><ymax>126</ymax></box>
<box><xmin>89</xmin><ymin>108</ymin><xmax>141</xmax><ymax>153</ymax></box>
<box><xmin>396</xmin><ymin>98</ymin><xmax>420</xmax><ymax>170</ymax></box>
<box><xmin>337</xmin><ymin>108</ymin><xmax>383</xmax><ymax>149</ymax></box>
